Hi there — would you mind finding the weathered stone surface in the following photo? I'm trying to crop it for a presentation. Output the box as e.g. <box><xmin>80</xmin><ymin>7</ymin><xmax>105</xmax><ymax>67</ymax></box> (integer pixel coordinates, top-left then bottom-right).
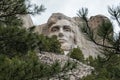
<box><xmin>35</xmin><ymin>13</ymin><xmax>101</xmax><ymax>58</ymax></box>
<box><xmin>35</xmin><ymin>23</ymin><xmax>48</xmax><ymax>35</ymax></box>
<box><xmin>21</xmin><ymin>13</ymin><xmax>112</xmax><ymax>79</ymax></box>
<box><xmin>88</xmin><ymin>15</ymin><xmax>112</xmax><ymax>45</ymax></box>
<box><xmin>38</xmin><ymin>52</ymin><xmax>94</xmax><ymax>80</ymax></box>
<box><xmin>20</xmin><ymin>14</ymin><xmax>34</xmax><ymax>28</ymax></box>
<box><xmin>72</xmin><ymin>17</ymin><xmax>86</xmax><ymax>27</ymax></box>
<box><xmin>88</xmin><ymin>15</ymin><xmax>110</xmax><ymax>30</ymax></box>
<box><xmin>47</xmin><ymin>13</ymin><xmax>71</xmax><ymax>27</ymax></box>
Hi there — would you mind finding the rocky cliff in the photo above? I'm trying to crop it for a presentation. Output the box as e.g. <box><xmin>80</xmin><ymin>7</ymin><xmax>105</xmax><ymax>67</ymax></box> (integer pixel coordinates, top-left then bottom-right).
<box><xmin>22</xmin><ymin>13</ymin><xmax>112</xmax><ymax>79</ymax></box>
<box><xmin>35</xmin><ymin>13</ymin><xmax>111</xmax><ymax>58</ymax></box>
<box><xmin>38</xmin><ymin>52</ymin><xmax>93</xmax><ymax>80</ymax></box>
<box><xmin>20</xmin><ymin>14</ymin><xmax>34</xmax><ymax>28</ymax></box>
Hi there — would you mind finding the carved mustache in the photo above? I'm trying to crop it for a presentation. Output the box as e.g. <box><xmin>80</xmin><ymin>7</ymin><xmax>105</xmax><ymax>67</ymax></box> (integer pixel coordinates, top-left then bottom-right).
<box><xmin>58</xmin><ymin>38</ymin><xmax>67</xmax><ymax>43</ymax></box>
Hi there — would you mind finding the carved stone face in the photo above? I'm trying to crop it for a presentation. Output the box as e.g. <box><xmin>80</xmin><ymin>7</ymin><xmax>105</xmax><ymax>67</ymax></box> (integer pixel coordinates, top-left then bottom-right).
<box><xmin>48</xmin><ymin>19</ymin><xmax>76</xmax><ymax>53</ymax></box>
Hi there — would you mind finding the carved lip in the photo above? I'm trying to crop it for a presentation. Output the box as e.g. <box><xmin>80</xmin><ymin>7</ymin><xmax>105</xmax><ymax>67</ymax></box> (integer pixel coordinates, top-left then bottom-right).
<box><xmin>58</xmin><ymin>39</ymin><xmax>66</xmax><ymax>43</ymax></box>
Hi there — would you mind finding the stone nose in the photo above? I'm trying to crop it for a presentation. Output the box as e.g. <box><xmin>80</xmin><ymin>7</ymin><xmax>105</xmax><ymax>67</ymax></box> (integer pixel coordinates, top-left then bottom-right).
<box><xmin>58</xmin><ymin>33</ymin><xmax>64</xmax><ymax>37</ymax></box>
<box><xmin>58</xmin><ymin>28</ymin><xmax>64</xmax><ymax>37</ymax></box>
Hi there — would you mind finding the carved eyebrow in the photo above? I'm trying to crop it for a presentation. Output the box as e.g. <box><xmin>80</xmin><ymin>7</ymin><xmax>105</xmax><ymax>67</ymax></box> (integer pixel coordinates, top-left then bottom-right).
<box><xmin>50</xmin><ymin>26</ymin><xmax>59</xmax><ymax>31</ymax></box>
<box><xmin>63</xmin><ymin>25</ymin><xmax>70</xmax><ymax>28</ymax></box>
<box><xmin>63</xmin><ymin>25</ymin><xmax>75</xmax><ymax>33</ymax></box>
<box><xmin>63</xmin><ymin>25</ymin><xmax>71</xmax><ymax>30</ymax></box>
<box><xmin>51</xmin><ymin>25</ymin><xmax>59</xmax><ymax>29</ymax></box>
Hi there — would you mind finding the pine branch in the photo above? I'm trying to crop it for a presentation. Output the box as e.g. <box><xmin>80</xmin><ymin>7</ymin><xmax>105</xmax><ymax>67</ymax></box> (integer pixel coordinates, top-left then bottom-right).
<box><xmin>77</xmin><ymin>7</ymin><xmax>120</xmax><ymax>53</ymax></box>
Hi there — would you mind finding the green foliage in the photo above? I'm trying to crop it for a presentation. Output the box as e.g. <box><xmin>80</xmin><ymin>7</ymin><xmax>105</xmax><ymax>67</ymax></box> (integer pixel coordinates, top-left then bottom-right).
<box><xmin>0</xmin><ymin>26</ymin><xmax>62</xmax><ymax>58</ymax></box>
<box><xmin>108</xmin><ymin>5</ymin><xmax>120</xmax><ymax>26</ymax></box>
<box><xmin>82</xmin><ymin>53</ymin><xmax>120</xmax><ymax>80</ymax></box>
<box><xmin>97</xmin><ymin>22</ymin><xmax>113</xmax><ymax>38</ymax></box>
<box><xmin>0</xmin><ymin>0</ymin><xmax>66</xmax><ymax>79</ymax></box>
<box><xmin>38</xmin><ymin>35</ymin><xmax>63</xmax><ymax>54</ymax></box>
<box><xmin>78</xmin><ymin>4</ymin><xmax>120</xmax><ymax>80</ymax></box>
<box><xmin>0</xmin><ymin>0</ymin><xmax>45</xmax><ymax>26</ymax></box>
<box><xmin>0</xmin><ymin>51</ymin><xmax>77</xmax><ymax>80</ymax></box>
<box><xmin>48</xmin><ymin>36</ymin><xmax>62</xmax><ymax>53</ymax></box>
<box><xmin>61</xmin><ymin>60</ymin><xmax>77</xmax><ymax>72</ymax></box>
<box><xmin>97</xmin><ymin>21</ymin><xmax>113</xmax><ymax>45</ymax></box>
<box><xmin>0</xmin><ymin>52</ymin><xmax>59</xmax><ymax>80</ymax></box>
<box><xmin>77</xmin><ymin>8</ymin><xmax>88</xmax><ymax>21</ymax></box>
<box><xmin>69</xmin><ymin>48</ymin><xmax>84</xmax><ymax>62</ymax></box>
<box><xmin>0</xmin><ymin>26</ymin><xmax>38</xmax><ymax>57</ymax></box>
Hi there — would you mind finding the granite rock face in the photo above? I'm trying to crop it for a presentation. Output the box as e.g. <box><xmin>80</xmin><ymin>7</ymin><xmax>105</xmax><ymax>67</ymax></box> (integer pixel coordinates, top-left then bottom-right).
<box><xmin>88</xmin><ymin>15</ymin><xmax>110</xmax><ymax>30</ymax></box>
<box><xmin>21</xmin><ymin>13</ymin><xmax>112</xmax><ymax>79</ymax></box>
<box><xmin>35</xmin><ymin>14</ymin><xmax>111</xmax><ymax>35</ymax></box>
<box><xmin>38</xmin><ymin>52</ymin><xmax>94</xmax><ymax>80</ymax></box>
<box><xmin>35</xmin><ymin>13</ymin><xmax>107</xmax><ymax>58</ymax></box>
<box><xmin>20</xmin><ymin>14</ymin><xmax>34</xmax><ymax>28</ymax></box>
<box><xmin>35</xmin><ymin>13</ymin><xmax>73</xmax><ymax>35</ymax></box>
<box><xmin>88</xmin><ymin>15</ymin><xmax>112</xmax><ymax>45</ymax></box>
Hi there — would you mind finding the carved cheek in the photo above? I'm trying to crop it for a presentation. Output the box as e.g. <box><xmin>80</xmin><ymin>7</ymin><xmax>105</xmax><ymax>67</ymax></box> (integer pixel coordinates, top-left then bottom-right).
<box><xmin>69</xmin><ymin>32</ymin><xmax>75</xmax><ymax>43</ymax></box>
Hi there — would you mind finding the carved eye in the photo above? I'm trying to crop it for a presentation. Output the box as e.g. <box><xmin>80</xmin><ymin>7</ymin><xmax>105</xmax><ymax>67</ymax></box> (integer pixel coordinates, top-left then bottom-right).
<box><xmin>51</xmin><ymin>26</ymin><xmax>59</xmax><ymax>32</ymax></box>
<box><xmin>63</xmin><ymin>25</ymin><xmax>71</xmax><ymax>32</ymax></box>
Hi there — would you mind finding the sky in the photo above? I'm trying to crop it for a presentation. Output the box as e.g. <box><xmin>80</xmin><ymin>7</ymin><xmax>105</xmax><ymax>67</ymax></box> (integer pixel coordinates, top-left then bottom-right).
<box><xmin>30</xmin><ymin>0</ymin><xmax>120</xmax><ymax>32</ymax></box>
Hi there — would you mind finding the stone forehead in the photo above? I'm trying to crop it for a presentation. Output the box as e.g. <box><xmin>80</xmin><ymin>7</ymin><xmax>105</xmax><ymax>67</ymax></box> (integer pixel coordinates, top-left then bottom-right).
<box><xmin>47</xmin><ymin>13</ymin><xmax>72</xmax><ymax>27</ymax></box>
<box><xmin>51</xmin><ymin>19</ymin><xmax>72</xmax><ymax>26</ymax></box>
<box><xmin>49</xmin><ymin>19</ymin><xmax>76</xmax><ymax>33</ymax></box>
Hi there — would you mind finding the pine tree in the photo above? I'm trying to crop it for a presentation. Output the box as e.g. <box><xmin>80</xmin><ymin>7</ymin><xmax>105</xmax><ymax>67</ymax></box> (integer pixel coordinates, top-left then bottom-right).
<box><xmin>0</xmin><ymin>0</ymin><xmax>45</xmax><ymax>26</ymax></box>
<box><xmin>0</xmin><ymin>0</ymin><xmax>68</xmax><ymax>79</ymax></box>
<box><xmin>77</xmin><ymin>4</ymin><xmax>120</xmax><ymax>80</ymax></box>
<box><xmin>69</xmin><ymin>47</ymin><xmax>84</xmax><ymax>62</ymax></box>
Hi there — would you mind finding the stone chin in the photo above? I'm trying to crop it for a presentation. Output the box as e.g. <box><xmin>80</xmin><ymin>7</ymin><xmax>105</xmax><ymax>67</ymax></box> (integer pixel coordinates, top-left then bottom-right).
<box><xmin>61</xmin><ymin>44</ymin><xmax>70</xmax><ymax>51</ymax></box>
<box><xmin>61</xmin><ymin>43</ymin><xmax>77</xmax><ymax>55</ymax></box>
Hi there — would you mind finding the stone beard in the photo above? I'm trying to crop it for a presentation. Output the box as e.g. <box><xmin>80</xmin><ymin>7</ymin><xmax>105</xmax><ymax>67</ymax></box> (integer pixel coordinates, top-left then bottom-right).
<box><xmin>48</xmin><ymin>19</ymin><xmax>77</xmax><ymax>55</ymax></box>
